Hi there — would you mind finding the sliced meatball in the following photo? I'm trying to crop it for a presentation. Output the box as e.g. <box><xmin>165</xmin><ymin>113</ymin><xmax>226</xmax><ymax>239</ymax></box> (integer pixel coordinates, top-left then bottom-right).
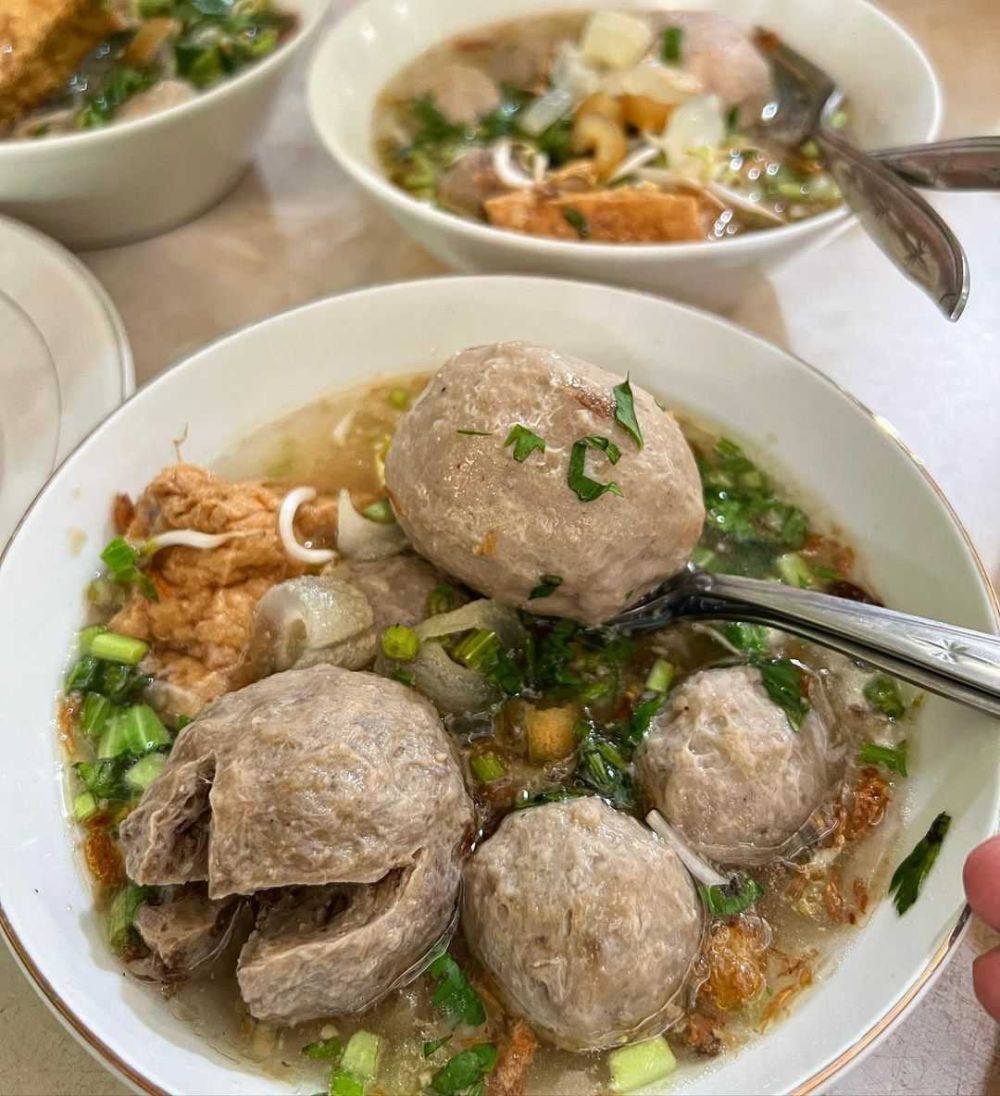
<box><xmin>462</xmin><ymin>797</ymin><xmax>702</xmax><ymax>1050</ymax></box>
<box><xmin>132</xmin><ymin>885</ymin><xmax>245</xmax><ymax>981</ymax></box>
<box><xmin>635</xmin><ymin>665</ymin><xmax>832</xmax><ymax>866</ymax></box>
<box><xmin>409</xmin><ymin>62</ymin><xmax>501</xmax><ymax>126</ymax></box>
<box><xmin>384</xmin><ymin>342</ymin><xmax>704</xmax><ymax>625</ymax></box>
<box><xmin>438</xmin><ymin>149</ymin><xmax>509</xmax><ymax>220</ymax></box>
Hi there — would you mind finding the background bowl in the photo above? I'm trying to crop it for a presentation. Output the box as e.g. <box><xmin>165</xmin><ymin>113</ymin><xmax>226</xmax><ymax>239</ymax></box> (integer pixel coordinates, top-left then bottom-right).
<box><xmin>0</xmin><ymin>276</ymin><xmax>995</xmax><ymax>1095</ymax></box>
<box><xmin>308</xmin><ymin>0</ymin><xmax>941</xmax><ymax>312</ymax></box>
<box><xmin>0</xmin><ymin>0</ymin><xmax>329</xmax><ymax>250</ymax></box>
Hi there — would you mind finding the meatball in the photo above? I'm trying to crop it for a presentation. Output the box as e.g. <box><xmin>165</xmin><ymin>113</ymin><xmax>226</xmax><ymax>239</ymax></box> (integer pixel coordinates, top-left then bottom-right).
<box><xmin>462</xmin><ymin>797</ymin><xmax>702</xmax><ymax>1049</ymax></box>
<box><xmin>385</xmin><ymin>343</ymin><xmax>704</xmax><ymax>625</ymax></box>
<box><xmin>409</xmin><ymin>62</ymin><xmax>501</xmax><ymax>126</ymax></box>
<box><xmin>635</xmin><ymin>665</ymin><xmax>831</xmax><ymax>866</ymax></box>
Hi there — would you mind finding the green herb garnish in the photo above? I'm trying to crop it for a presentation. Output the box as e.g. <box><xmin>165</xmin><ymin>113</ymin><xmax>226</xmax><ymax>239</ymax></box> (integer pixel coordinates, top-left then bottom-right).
<box><xmin>427</xmin><ymin>584</ymin><xmax>460</xmax><ymax>616</ymax></box>
<box><xmin>430</xmin><ymin>1044</ymin><xmax>498</xmax><ymax>1095</ymax></box>
<box><xmin>576</xmin><ymin>722</ymin><xmax>634</xmax><ymax>808</ymax></box>
<box><xmin>106</xmin><ymin>883</ymin><xmax>151</xmax><ymax>953</ymax></box>
<box><xmin>470</xmin><ymin>751</ymin><xmax>507</xmax><ymax>783</ymax></box>
<box><xmin>864</xmin><ymin>674</ymin><xmax>906</xmax><ymax>720</ymax></box>
<box><xmin>725</xmin><ymin>104</ymin><xmax>740</xmax><ymax>132</ymax></box>
<box><xmin>757</xmin><ymin>658</ymin><xmax>810</xmax><ymax>730</ymax></box>
<box><xmin>723</xmin><ymin>621</ymin><xmax>769</xmax><ymax>657</ymax></box>
<box><xmin>457</xmin><ymin>428</ymin><xmax>493</xmax><ymax>436</ymax></box>
<box><xmin>380</xmin><ymin>625</ymin><xmax>420</xmax><ymax>661</ymax></box>
<box><xmin>387</xmin><ymin>386</ymin><xmax>411</xmax><ymax>410</ymax></box>
<box><xmin>100</xmin><ymin>537</ymin><xmax>158</xmax><ymax>601</ymax></box>
<box><xmin>562</xmin><ymin>206</ymin><xmax>590</xmax><ymax>238</ymax></box>
<box><xmin>302</xmin><ymin>1036</ymin><xmax>343</xmax><ymax>1061</ymax></box>
<box><xmin>423</xmin><ymin>1036</ymin><xmax>451</xmax><ymax>1058</ymax></box>
<box><xmin>361</xmin><ymin>498</ymin><xmax>395</xmax><ymax>524</ymax></box>
<box><xmin>612</xmin><ymin>375</ymin><xmax>643</xmax><ymax>449</ymax></box>
<box><xmin>889</xmin><ymin>812</ymin><xmax>951</xmax><ymax>915</ymax></box>
<box><xmin>661</xmin><ymin>25</ymin><xmax>684</xmax><ymax>63</ymax></box>
<box><xmin>529</xmin><ymin>574</ymin><xmax>563</xmax><ymax>600</ymax></box>
<box><xmin>859</xmin><ymin>741</ymin><xmax>908</xmax><ymax>777</ymax></box>
<box><xmin>504</xmin><ymin>424</ymin><xmax>546</xmax><ymax>462</ymax></box>
<box><xmin>428</xmin><ymin>952</ymin><xmax>486</xmax><ymax>1027</ymax></box>
<box><xmin>698</xmin><ymin>876</ymin><xmax>764</xmax><ymax>917</ymax></box>
<box><xmin>567</xmin><ymin>436</ymin><xmax>623</xmax><ymax>502</ymax></box>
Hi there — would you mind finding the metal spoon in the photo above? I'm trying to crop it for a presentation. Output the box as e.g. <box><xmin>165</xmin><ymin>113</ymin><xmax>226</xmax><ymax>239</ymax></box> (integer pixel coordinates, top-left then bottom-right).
<box><xmin>754</xmin><ymin>30</ymin><xmax>969</xmax><ymax>321</ymax></box>
<box><xmin>874</xmin><ymin>137</ymin><xmax>1000</xmax><ymax>190</ymax></box>
<box><xmin>612</xmin><ymin>569</ymin><xmax>1000</xmax><ymax>719</ymax></box>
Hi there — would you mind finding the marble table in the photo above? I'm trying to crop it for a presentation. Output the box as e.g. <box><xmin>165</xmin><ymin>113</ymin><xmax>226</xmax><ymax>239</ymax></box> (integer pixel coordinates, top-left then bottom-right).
<box><xmin>1</xmin><ymin>1</ymin><xmax>998</xmax><ymax>1093</ymax></box>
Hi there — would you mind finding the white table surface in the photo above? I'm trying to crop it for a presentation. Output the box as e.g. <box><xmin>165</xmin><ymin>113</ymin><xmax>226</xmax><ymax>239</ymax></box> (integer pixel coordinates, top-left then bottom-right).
<box><xmin>1</xmin><ymin>0</ymin><xmax>998</xmax><ymax>1093</ymax></box>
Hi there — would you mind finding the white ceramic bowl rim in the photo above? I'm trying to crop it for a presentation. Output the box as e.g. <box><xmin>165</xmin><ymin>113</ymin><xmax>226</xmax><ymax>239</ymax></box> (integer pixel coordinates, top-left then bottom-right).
<box><xmin>0</xmin><ymin>275</ymin><xmax>995</xmax><ymax>1096</ymax></box>
<box><xmin>0</xmin><ymin>0</ymin><xmax>327</xmax><ymax>156</ymax></box>
<box><xmin>308</xmin><ymin>0</ymin><xmax>943</xmax><ymax>259</ymax></box>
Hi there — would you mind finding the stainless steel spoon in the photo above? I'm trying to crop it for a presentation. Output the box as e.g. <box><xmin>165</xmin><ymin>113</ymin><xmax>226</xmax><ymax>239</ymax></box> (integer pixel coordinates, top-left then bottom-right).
<box><xmin>612</xmin><ymin>569</ymin><xmax>1000</xmax><ymax>719</ymax></box>
<box><xmin>874</xmin><ymin>137</ymin><xmax>1000</xmax><ymax>190</ymax></box>
<box><xmin>754</xmin><ymin>30</ymin><xmax>970</xmax><ymax>321</ymax></box>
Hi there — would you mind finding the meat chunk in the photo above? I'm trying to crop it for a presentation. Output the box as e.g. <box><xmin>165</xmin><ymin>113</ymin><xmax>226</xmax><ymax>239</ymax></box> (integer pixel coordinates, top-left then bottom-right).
<box><xmin>410</xmin><ymin>62</ymin><xmax>501</xmax><ymax>126</ymax></box>
<box><xmin>326</xmin><ymin>554</ymin><xmax>454</xmax><ymax>632</ymax></box>
<box><xmin>635</xmin><ymin>665</ymin><xmax>834</xmax><ymax>865</ymax></box>
<box><xmin>119</xmin><ymin>665</ymin><xmax>474</xmax><ymax>1024</ymax></box>
<box><xmin>438</xmin><ymin>149</ymin><xmax>508</xmax><ymax>219</ymax></box>
<box><xmin>385</xmin><ymin>343</ymin><xmax>704</xmax><ymax>625</ymax></box>
<box><xmin>132</xmin><ymin>885</ymin><xmax>245</xmax><ymax>980</ymax></box>
<box><xmin>116</xmin><ymin>78</ymin><xmax>196</xmax><ymax>122</ymax></box>
<box><xmin>0</xmin><ymin>0</ymin><xmax>122</xmax><ymax>128</ymax></box>
<box><xmin>485</xmin><ymin>187</ymin><xmax>706</xmax><ymax>243</ymax></box>
<box><xmin>462</xmin><ymin>797</ymin><xmax>702</xmax><ymax>1049</ymax></box>
<box><xmin>110</xmin><ymin>464</ymin><xmax>334</xmax><ymax>708</ymax></box>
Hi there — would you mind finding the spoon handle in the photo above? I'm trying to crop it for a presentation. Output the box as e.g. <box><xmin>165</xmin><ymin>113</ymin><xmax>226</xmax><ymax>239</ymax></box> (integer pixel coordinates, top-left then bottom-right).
<box><xmin>685</xmin><ymin>573</ymin><xmax>1000</xmax><ymax>718</ymax></box>
<box><xmin>874</xmin><ymin>137</ymin><xmax>1000</xmax><ymax>191</ymax></box>
<box><xmin>815</xmin><ymin>126</ymin><xmax>970</xmax><ymax>321</ymax></box>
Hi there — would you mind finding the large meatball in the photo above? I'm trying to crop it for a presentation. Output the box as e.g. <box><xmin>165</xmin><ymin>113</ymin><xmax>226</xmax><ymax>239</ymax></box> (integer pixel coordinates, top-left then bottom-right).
<box><xmin>385</xmin><ymin>343</ymin><xmax>704</xmax><ymax>625</ymax></box>
<box><xmin>635</xmin><ymin>665</ymin><xmax>831</xmax><ymax>866</ymax></box>
<box><xmin>462</xmin><ymin>797</ymin><xmax>702</xmax><ymax>1049</ymax></box>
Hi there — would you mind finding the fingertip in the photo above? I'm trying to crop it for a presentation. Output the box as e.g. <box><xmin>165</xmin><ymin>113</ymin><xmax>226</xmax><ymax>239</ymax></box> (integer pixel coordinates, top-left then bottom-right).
<box><xmin>972</xmin><ymin>948</ymin><xmax>1000</xmax><ymax>1023</ymax></box>
<box><xmin>963</xmin><ymin>834</ymin><xmax>1000</xmax><ymax>930</ymax></box>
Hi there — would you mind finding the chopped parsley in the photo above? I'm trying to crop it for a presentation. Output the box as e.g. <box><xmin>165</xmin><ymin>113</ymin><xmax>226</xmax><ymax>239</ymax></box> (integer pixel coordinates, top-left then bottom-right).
<box><xmin>661</xmin><ymin>25</ymin><xmax>684</xmax><ymax>64</ymax></box>
<box><xmin>529</xmin><ymin>574</ymin><xmax>564</xmax><ymax>600</ymax></box>
<box><xmin>612</xmin><ymin>375</ymin><xmax>643</xmax><ymax>449</ymax></box>
<box><xmin>889</xmin><ymin>812</ymin><xmax>951</xmax><ymax>915</ymax></box>
<box><xmin>757</xmin><ymin>658</ymin><xmax>810</xmax><ymax>730</ymax></box>
<box><xmin>428</xmin><ymin>952</ymin><xmax>486</xmax><ymax>1028</ymax></box>
<box><xmin>723</xmin><ymin>621</ymin><xmax>769</xmax><ymax>657</ymax></box>
<box><xmin>302</xmin><ymin>1036</ymin><xmax>343</xmax><ymax>1061</ymax></box>
<box><xmin>504</xmin><ymin>424</ymin><xmax>546</xmax><ymax>462</ymax></box>
<box><xmin>864</xmin><ymin>674</ymin><xmax>906</xmax><ymax>720</ymax></box>
<box><xmin>576</xmin><ymin>721</ymin><xmax>634</xmax><ymax>808</ymax></box>
<box><xmin>567</xmin><ymin>436</ymin><xmax>623</xmax><ymax>502</ymax></box>
<box><xmin>430</xmin><ymin>1044</ymin><xmax>498</xmax><ymax>1095</ymax></box>
<box><xmin>562</xmin><ymin>206</ymin><xmax>590</xmax><ymax>238</ymax></box>
<box><xmin>699</xmin><ymin>876</ymin><xmax>764</xmax><ymax>917</ymax></box>
<box><xmin>859</xmin><ymin>741</ymin><xmax>908</xmax><ymax>777</ymax></box>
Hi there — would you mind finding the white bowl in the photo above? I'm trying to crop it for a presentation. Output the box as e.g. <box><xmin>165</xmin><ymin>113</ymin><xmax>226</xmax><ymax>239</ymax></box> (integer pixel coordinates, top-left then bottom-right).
<box><xmin>0</xmin><ymin>0</ymin><xmax>329</xmax><ymax>250</ymax></box>
<box><xmin>0</xmin><ymin>276</ymin><xmax>995</xmax><ymax>1095</ymax></box>
<box><xmin>308</xmin><ymin>0</ymin><xmax>942</xmax><ymax>312</ymax></box>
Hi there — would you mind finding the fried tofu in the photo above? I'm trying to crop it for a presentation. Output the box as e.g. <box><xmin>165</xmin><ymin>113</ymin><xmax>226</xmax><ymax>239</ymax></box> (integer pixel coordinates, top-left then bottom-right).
<box><xmin>485</xmin><ymin>186</ymin><xmax>706</xmax><ymax>243</ymax></box>
<box><xmin>0</xmin><ymin>0</ymin><xmax>124</xmax><ymax>128</ymax></box>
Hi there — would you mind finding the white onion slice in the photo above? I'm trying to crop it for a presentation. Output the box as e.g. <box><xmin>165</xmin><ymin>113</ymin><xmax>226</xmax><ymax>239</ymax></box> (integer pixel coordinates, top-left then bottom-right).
<box><xmin>337</xmin><ymin>488</ymin><xmax>407</xmax><ymax>561</ymax></box>
<box><xmin>646</xmin><ymin>809</ymin><xmax>728</xmax><ymax>887</ymax></box>
<box><xmin>491</xmin><ymin>139</ymin><xmax>535</xmax><ymax>189</ymax></box>
<box><xmin>663</xmin><ymin>94</ymin><xmax>726</xmax><ymax>178</ymax></box>
<box><xmin>278</xmin><ymin>487</ymin><xmax>337</xmax><ymax>565</ymax></box>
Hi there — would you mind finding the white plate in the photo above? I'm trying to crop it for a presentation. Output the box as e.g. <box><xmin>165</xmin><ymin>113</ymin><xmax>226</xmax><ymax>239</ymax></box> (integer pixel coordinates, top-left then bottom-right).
<box><xmin>0</xmin><ymin>277</ymin><xmax>995</xmax><ymax>1096</ymax></box>
<box><xmin>0</xmin><ymin>216</ymin><xmax>133</xmax><ymax>545</ymax></box>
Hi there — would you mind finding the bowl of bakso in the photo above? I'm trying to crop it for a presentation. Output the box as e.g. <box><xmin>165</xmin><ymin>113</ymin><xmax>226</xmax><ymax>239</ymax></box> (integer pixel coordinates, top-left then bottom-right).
<box><xmin>0</xmin><ymin>0</ymin><xmax>329</xmax><ymax>248</ymax></box>
<box><xmin>0</xmin><ymin>275</ymin><xmax>995</xmax><ymax>1095</ymax></box>
<box><xmin>308</xmin><ymin>0</ymin><xmax>940</xmax><ymax>311</ymax></box>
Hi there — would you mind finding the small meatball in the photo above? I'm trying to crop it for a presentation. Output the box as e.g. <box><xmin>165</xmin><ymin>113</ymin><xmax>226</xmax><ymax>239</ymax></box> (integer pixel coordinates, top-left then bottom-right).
<box><xmin>462</xmin><ymin>797</ymin><xmax>702</xmax><ymax>1050</ymax></box>
<box><xmin>410</xmin><ymin>62</ymin><xmax>501</xmax><ymax>126</ymax></box>
<box><xmin>635</xmin><ymin>666</ymin><xmax>831</xmax><ymax>866</ymax></box>
<box><xmin>116</xmin><ymin>79</ymin><xmax>196</xmax><ymax>122</ymax></box>
<box><xmin>438</xmin><ymin>149</ymin><xmax>508</xmax><ymax>219</ymax></box>
<box><xmin>326</xmin><ymin>554</ymin><xmax>453</xmax><ymax>632</ymax></box>
<box><xmin>385</xmin><ymin>342</ymin><xmax>704</xmax><ymax>625</ymax></box>
<box><xmin>649</xmin><ymin>11</ymin><xmax>773</xmax><ymax>113</ymax></box>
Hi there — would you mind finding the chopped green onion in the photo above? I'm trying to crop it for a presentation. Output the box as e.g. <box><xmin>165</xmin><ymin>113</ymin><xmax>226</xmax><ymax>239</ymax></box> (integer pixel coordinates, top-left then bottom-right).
<box><xmin>340</xmin><ymin>1031</ymin><xmax>381</xmax><ymax>1083</ymax></box>
<box><xmin>73</xmin><ymin>791</ymin><xmax>99</xmax><ymax>823</ymax></box>
<box><xmin>120</xmin><ymin>704</ymin><xmax>171</xmax><ymax>755</ymax></box>
<box><xmin>698</xmin><ymin>876</ymin><xmax>764</xmax><ymax>917</ymax></box>
<box><xmin>529</xmin><ymin>574</ymin><xmax>563</xmax><ymax>600</ymax></box>
<box><xmin>361</xmin><ymin>499</ymin><xmax>395</xmax><ymax>524</ymax></box>
<box><xmin>426</xmin><ymin>584</ymin><xmax>460</xmax><ymax>616</ymax></box>
<box><xmin>691</xmin><ymin>545</ymin><xmax>716</xmax><ymax>569</ymax></box>
<box><xmin>725</xmin><ymin>104</ymin><xmax>740</xmax><ymax>132</ymax></box>
<box><xmin>80</xmin><ymin>693</ymin><xmax>114</xmax><ymax>738</ymax></box>
<box><xmin>79</xmin><ymin>625</ymin><xmax>107</xmax><ymax>653</ymax></box>
<box><xmin>470</xmin><ymin>751</ymin><xmax>507</xmax><ymax>783</ymax></box>
<box><xmin>381</xmin><ymin>625</ymin><xmax>420</xmax><ymax>661</ymax></box>
<box><xmin>776</xmin><ymin>552</ymin><xmax>815</xmax><ymax>589</ymax></box>
<box><xmin>423</xmin><ymin>1036</ymin><xmax>451</xmax><ymax>1058</ymax></box>
<box><xmin>106</xmin><ymin>883</ymin><xmax>151</xmax><ymax>953</ymax></box>
<box><xmin>95</xmin><ymin>662</ymin><xmax>151</xmax><ymax>705</ymax></box>
<box><xmin>561</xmin><ymin>206</ymin><xmax>589</xmax><ymax>238</ymax></box>
<box><xmin>830</xmin><ymin>109</ymin><xmax>848</xmax><ymax>130</ymax></box>
<box><xmin>100</xmin><ymin>536</ymin><xmax>158</xmax><ymax>600</ymax></box>
<box><xmin>609</xmin><ymin>1036</ymin><xmax>677</xmax><ymax>1093</ymax></box>
<box><xmin>428</xmin><ymin>952</ymin><xmax>486</xmax><ymax>1027</ymax></box>
<box><xmin>645</xmin><ymin>659</ymin><xmax>674</xmax><ymax>694</ymax></box>
<box><xmin>758</xmin><ymin>659</ymin><xmax>810</xmax><ymax>730</ymax></box>
<box><xmin>302</xmin><ymin>1036</ymin><xmax>343</xmax><ymax>1061</ymax></box>
<box><xmin>125</xmin><ymin>752</ymin><xmax>167</xmax><ymax>792</ymax></box>
<box><xmin>97</xmin><ymin>715</ymin><xmax>133</xmax><ymax>760</ymax></box>
<box><xmin>452</xmin><ymin>629</ymin><xmax>500</xmax><ymax>672</ymax></box>
<box><xmin>859</xmin><ymin>740</ymin><xmax>908</xmax><ymax>776</ymax></box>
<box><xmin>88</xmin><ymin>631</ymin><xmax>149</xmax><ymax>665</ymax></box>
<box><xmin>612</xmin><ymin>375</ymin><xmax>643</xmax><ymax>449</ymax></box>
<box><xmin>800</xmin><ymin>138</ymin><xmax>820</xmax><ymax>159</ymax></box>
<box><xmin>660</xmin><ymin>25</ymin><xmax>684</xmax><ymax>64</ymax></box>
<box><xmin>889</xmin><ymin>812</ymin><xmax>951</xmax><ymax>915</ymax></box>
<box><xmin>503</xmin><ymin>424</ymin><xmax>546</xmax><ymax>463</ymax></box>
<box><xmin>394</xmin><ymin>669</ymin><xmax>416</xmax><ymax>687</ymax></box>
<box><xmin>864</xmin><ymin>674</ymin><xmax>905</xmax><ymax>720</ymax></box>
<box><xmin>567</xmin><ymin>436</ymin><xmax>623</xmax><ymax>502</ymax></box>
<box><xmin>430</xmin><ymin>1044</ymin><xmax>498</xmax><ymax>1095</ymax></box>
<box><xmin>66</xmin><ymin>655</ymin><xmax>101</xmax><ymax>694</ymax></box>
<box><xmin>75</xmin><ymin>758</ymin><xmax>130</xmax><ymax>801</ymax></box>
<box><xmin>387</xmin><ymin>387</ymin><xmax>411</xmax><ymax>411</ymax></box>
<box><xmin>329</xmin><ymin>1072</ymin><xmax>364</xmax><ymax>1096</ymax></box>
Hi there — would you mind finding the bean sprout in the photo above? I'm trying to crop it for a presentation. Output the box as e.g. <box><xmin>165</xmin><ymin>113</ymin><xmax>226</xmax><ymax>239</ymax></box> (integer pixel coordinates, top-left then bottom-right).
<box><xmin>646</xmin><ymin>809</ymin><xmax>728</xmax><ymax>887</ymax></box>
<box><xmin>278</xmin><ymin>487</ymin><xmax>337</xmax><ymax>565</ymax></box>
<box><xmin>609</xmin><ymin>144</ymin><xmax>660</xmax><ymax>182</ymax></box>
<box><xmin>146</xmin><ymin>529</ymin><xmax>263</xmax><ymax>553</ymax></box>
<box><xmin>492</xmin><ymin>139</ymin><xmax>535</xmax><ymax>189</ymax></box>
